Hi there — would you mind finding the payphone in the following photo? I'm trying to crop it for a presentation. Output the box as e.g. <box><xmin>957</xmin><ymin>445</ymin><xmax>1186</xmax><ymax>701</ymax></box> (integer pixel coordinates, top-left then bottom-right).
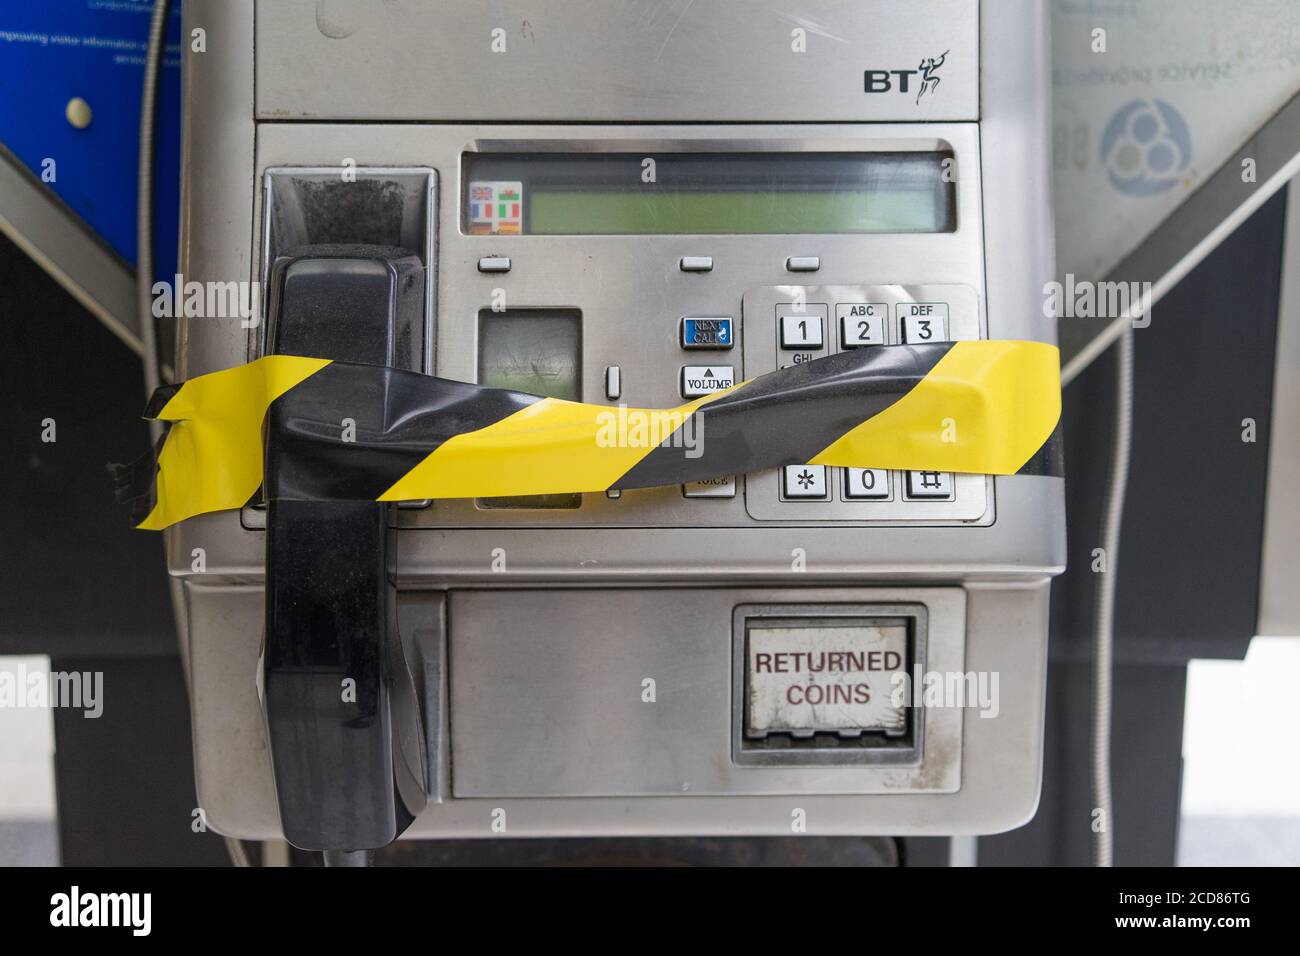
<box><xmin>168</xmin><ymin>0</ymin><xmax>1062</xmax><ymax>849</ymax></box>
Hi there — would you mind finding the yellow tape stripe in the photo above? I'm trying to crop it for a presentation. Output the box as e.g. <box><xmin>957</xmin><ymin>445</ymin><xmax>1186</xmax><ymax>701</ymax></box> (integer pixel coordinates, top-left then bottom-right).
<box><xmin>809</xmin><ymin>340</ymin><xmax>1061</xmax><ymax>474</ymax></box>
<box><xmin>138</xmin><ymin>355</ymin><xmax>332</xmax><ymax>530</ymax></box>
<box><xmin>378</xmin><ymin>387</ymin><xmax>736</xmax><ymax>500</ymax></box>
<box><xmin>132</xmin><ymin>342</ymin><xmax>1060</xmax><ymax>529</ymax></box>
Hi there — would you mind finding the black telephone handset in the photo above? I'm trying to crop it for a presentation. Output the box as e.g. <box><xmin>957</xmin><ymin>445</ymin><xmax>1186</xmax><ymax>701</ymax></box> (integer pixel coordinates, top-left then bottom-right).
<box><xmin>262</xmin><ymin>245</ymin><xmax>428</xmax><ymax>852</ymax></box>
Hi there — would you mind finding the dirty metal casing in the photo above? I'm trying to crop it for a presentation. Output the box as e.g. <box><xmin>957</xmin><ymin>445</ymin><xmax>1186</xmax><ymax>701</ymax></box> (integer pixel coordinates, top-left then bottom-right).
<box><xmin>173</xmin><ymin>0</ymin><xmax>1063</xmax><ymax>839</ymax></box>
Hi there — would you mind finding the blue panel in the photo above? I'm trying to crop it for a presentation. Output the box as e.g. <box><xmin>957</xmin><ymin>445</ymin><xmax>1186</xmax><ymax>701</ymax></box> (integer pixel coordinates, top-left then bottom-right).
<box><xmin>0</xmin><ymin>0</ymin><xmax>183</xmax><ymax>280</ymax></box>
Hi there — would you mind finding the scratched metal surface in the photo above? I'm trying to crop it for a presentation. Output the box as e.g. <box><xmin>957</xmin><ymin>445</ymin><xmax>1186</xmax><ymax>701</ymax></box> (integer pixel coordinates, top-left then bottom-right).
<box><xmin>254</xmin><ymin>0</ymin><xmax>980</xmax><ymax>122</ymax></box>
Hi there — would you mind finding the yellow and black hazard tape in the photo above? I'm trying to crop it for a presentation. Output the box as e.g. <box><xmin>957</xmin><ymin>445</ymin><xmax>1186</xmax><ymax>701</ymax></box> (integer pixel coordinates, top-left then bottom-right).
<box><xmin>116</xmin><ymin>340</ymin><xmax>1062</xmax><ymax>530</ymax></box>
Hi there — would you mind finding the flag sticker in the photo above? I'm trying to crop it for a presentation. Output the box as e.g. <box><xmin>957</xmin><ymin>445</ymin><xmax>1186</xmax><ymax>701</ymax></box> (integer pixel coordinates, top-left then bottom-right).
<box><xmin>468</xmin><ymin>181</ymin><xmax>523</xmax><ymax>234</ymax></box>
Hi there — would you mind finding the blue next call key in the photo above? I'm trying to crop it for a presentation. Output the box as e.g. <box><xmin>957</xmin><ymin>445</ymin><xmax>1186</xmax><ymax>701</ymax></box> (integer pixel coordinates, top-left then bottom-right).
<box><xmin>682</xmin><ymin>317</ymin><xmax>734</xmax><ymax>349</ymax></box>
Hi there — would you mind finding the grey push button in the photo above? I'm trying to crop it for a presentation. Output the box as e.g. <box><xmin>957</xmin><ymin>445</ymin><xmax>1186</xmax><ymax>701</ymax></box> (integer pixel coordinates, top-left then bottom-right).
<box><xmin>782</xmin><ymin>464</ymin><xmax>828</xmax><ymax>499</ymax></box>
<box><xmin>477</xmin><ymin>256</ymin><xmax>511</xmax><ymax>273</ymax></box>
<box><xmin>838</xmin><ymin>303</ymin><xmax>887</xmax><ymax>348</ymax></box>
<box><xmin>779</xmin><ymin>313</ymin><xmax>823</xmax><ymax>349</ymax></box>
<box><xmin>776</xmin><ymin>302</ymin><xmax>828</xmax><ymax>365</ymax></box>
<box><xmin>786</xmin><ymin>256</ymin><xmax>821</xmax><ymax>272</ymax></box>
<box><xmin>680</xmin><ymin>256</ymin><xmax>714</xmax><ymax>272</ymax></box>
<box><xmin>681</xmin><ymin>365</ymin><xmax>735</xmax><ymax>398</ymax></box>
<box><xmin>683</xmin><ymin>476</ymin><xmax>736</xmax><ymax>498</ymax></box>
<box><xmin>681</xmin><ymin>317</ymin><xmax>734</xmax><ymax>349</ymax></box>
<box><xmin>905</xmin><ymin>470</ymin><xmax>954</xmax><ymax>499</ymax></box>
<box><xmin>899</xmin><ymin>302</ymin><xmax>948</xmax><ymax>343</ymax></box>
<box><xmin>605</xmin><ymin>365</ymin><xmax>621</xmax><ymax>400</ymax></box>
<box><xmin>844</xmin><ymin>468</ymin><xmax>891</xmax><ymax>500</ymax></box>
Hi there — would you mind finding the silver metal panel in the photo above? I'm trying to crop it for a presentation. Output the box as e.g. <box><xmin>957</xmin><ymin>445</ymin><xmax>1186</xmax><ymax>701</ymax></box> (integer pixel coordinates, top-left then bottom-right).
<box><xmin>1258</xmin><ymin>176</ymin><xmax>1300</xmax><ymax>637</ymax></box>
<box><xmin>176</xmin><ymin>0</ymin><xmax>258</xmax><ymax>381</ymax></box>
<box><xmin>173</xmin><ymin>0</ymin><xmax>258</xmax><ymax>682</ymax></box>
<box><xmin>174</xmin><ymin>477</ymin><xmax>1063</xmax><ymax>586</ymax></box>
<box><xmin>449</xmin><ymin>589</ymin><xmax>963</xmax><ymax>797</ymax></box>
<box><xmin>176</xmin><ymin>0</ymin><xmax>1062</xmax><ymax>838</ymax></box>
<box><xmin>172</xmin><ymin>6</ymin><xmax>1060</xmax><ymax>582</ymax></box>
<box><xmin>255</xmin><ymin>0</ymin><xmax>979</xmax><ymax>122</ymax></box>
<box><xmin>185</xmin><ymin>581</ymin><xmax>1051</xmax><ymax>837</ymax></box>
<box><xmin>238</xmin><ymin>123</ymin><xmax>989</xmax><ymax>533</ymax></box>
<box><xmin>405</xmin><ymin>592</ymin><xmax>450</xmax><ymax>802</ymax></box>
<box><xmin>169</xmin><ymin>2</ymin><xmax>1062</xmax><ymax>582</ymax></box>
<box><xmin>184</xmin><ymin>580</ymin><xmax>278</xmax><ymax>836</ymax></box>
<box><xmin>980</xmin><ymin>0</ymin><xmax>1054</xmax><ymax>366</ymax></box>
<box><xmin>423</xmin><ymin>581</ymin><xmax>1049</xmax><ymax>837</ymax></box>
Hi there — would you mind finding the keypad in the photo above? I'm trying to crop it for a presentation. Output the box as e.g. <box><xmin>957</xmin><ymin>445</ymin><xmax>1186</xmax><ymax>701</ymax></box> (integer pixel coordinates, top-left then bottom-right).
<box><xmin>741</xmin><ymin>282</ymin><xmax>988</xmax><ymax>524</ymax></box>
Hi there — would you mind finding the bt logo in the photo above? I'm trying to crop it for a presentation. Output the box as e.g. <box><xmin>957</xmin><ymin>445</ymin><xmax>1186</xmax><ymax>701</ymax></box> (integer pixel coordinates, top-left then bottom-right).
<box><xmin>864</xmin><ymin>51</ymin><xmax>949</xmax><ymax>104</ymax></box>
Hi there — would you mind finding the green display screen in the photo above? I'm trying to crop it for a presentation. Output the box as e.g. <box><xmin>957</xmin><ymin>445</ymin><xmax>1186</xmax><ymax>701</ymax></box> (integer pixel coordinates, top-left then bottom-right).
<box><xmin>527</xmin><ymin>189</ymin><xmax>941</xmax><ymax>235</ymax></box>
<box><xmin>464</xmin><ymin>151</ymin><xmax>954</xmax><ymax>236</ymax></box>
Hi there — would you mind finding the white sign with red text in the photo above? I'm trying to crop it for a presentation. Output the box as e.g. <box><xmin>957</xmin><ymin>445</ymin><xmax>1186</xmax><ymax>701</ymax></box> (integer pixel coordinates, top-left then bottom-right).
<box><xmin>745</xmin><ymin>624</ymin><xmax>908</xmax><ymax>736</ymax></box>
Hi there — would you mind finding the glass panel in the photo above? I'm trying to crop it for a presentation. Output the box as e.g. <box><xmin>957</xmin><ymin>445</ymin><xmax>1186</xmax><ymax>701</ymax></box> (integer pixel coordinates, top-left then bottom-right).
<box><xmin>477</xmin><ymin>309</ymin><xmax>582</xmax><ymax>510</ymax></box>
<box><xmin>463</xmin><ymin>152</ymin><xmax>955</xmax><ymax>235</ymax></box>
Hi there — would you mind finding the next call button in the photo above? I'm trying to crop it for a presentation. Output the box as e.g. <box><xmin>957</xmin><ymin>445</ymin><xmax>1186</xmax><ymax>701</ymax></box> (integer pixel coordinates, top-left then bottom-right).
<box><xmin>681</xmin><ymin>317</ymin><xmax>734</xmax><ymax>349</ymax></box>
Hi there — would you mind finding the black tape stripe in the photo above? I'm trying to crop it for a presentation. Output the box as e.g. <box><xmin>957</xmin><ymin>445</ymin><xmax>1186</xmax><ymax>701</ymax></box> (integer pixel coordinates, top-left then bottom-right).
<box><xmin>613</xmin><ymin>343</ymin><xmax>954</xmax><ymax>489</ymax></box>
<box><xmin>1014</xmin><ymin>422</ymin><xmax>1065</xmax><ymax>477</ymax></box>
<box><xmin>264</xmin><ymin>362</ymin><xmax>542</xmax><ymax>500</ymax></box>
<box><xmin>110</xmin><ymin>444</ymin><xmax>162</xmax><ymax>526</ymax></box>
<box><xmin>144</xmin><ymin>383</ymin><xmax>182</xmax><ymax>418</ymax></box>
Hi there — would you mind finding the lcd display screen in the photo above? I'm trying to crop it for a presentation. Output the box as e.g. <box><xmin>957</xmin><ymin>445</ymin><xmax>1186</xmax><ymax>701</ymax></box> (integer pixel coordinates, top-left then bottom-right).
<box><xmin>463</xmin><ymin>152</ymin><xmax>955</xmax><ymax>235</ymax></box>
<box><xmin>477</xmin><ymin>309</ymin><xmax>582</xmax><ymax>510</ymax></box>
